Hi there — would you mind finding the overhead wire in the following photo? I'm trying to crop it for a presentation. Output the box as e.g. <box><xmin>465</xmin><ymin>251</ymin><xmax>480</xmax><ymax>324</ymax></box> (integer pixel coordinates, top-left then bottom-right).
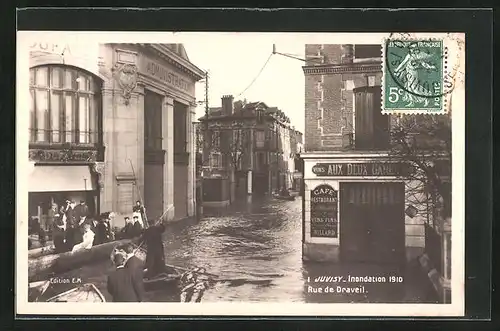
<box><xmin>235</xmin><ymin>53</ymin><xmax>273</xmax><ymax>99</ymax></box>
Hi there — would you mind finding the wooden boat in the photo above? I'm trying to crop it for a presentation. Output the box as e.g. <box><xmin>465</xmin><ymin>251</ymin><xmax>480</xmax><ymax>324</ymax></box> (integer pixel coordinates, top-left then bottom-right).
<box><xmin>28</xmin><ymin>280</ymin><xmax>51</xmax><ymax>302</ymax></box>
<box><xmin>28</xmin><ymin>244</ymin><xmax>57</xmax><ymax>259</ymax></box>
<box><xmin>272</xmin><ymin>193</ymin><xmax>295</xmax><ymax>201</ymax></box>
<box><xmin>46</xmin><ymin>283</ymin><xmax>106</xmax><ymax>302</ymax></box>
<box><xmin>28</xmin><ymin>238</ymin><xmax>137</xmax><ymax>280</ymax></box>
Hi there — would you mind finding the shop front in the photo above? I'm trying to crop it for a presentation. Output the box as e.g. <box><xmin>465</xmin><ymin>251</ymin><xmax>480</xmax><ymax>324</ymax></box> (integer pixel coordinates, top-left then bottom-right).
<box><xmin>28</xmin><ymin>162</ymin><xmax>100</xmax><ymax>229</ymax></box>
<box><xmin>302</xmin><ymin>153</ymin><xmax>425</xmax><ymax>265</ymax></box>
<box><xmin>28</xmin><ymin>40</ymin><xmax>105</xmax><ymax>229</ymax></box>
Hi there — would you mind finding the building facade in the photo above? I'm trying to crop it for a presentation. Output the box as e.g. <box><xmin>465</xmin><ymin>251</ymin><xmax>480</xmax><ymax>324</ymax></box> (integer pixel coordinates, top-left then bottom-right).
<box><xmin>199</xmin><ymin>95</ymin><xmax>302</xmax><ymax>206</ymax></box>
<box><xmin>27</xmin><ymin>42</ymin><xmax>204</xmax><ymax>228</ymax></box>
<box><xmin>301</xmin><ymin>43</ymin><xmax>451</xmax><ymax>299</ymax></box>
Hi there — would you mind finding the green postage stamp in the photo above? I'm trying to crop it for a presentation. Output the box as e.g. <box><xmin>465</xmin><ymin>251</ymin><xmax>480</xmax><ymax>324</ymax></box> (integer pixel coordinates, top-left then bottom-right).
<box><xmin>382</xmin><ymin>36</ymin><xmax>448</xmax><ymax>114</ymax></box>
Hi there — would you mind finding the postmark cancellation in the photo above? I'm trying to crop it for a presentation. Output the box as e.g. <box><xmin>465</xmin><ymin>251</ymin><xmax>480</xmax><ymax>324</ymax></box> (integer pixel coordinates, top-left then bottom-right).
<box><xmin>382</xmin><ymin>33</ymin><xmax>465</xmax><ymax>115</ymax></box>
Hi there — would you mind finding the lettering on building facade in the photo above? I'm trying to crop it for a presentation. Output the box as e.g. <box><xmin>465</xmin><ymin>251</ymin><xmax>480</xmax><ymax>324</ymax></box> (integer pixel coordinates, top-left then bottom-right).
<box><xmin>30</xmin><ymin>42</ymin><xmax>72</xmax><ymax>55</ymax></box>
<box><xmin>310</xmin><ymin>184</ymin><xmax>338</xmax><ymax>238</ymax></box>
<box><xmin>29</xmin><ymin>149</ymin><xmax>97</xmax><ymax>163</ymax></box>
<box><xmin>143</xmin><ymin>59</ymin><xmax>191</xmax><ymax>92</ymax></box>
<box><xmin>311</xmin><ymin>162</ymin><xmax>411</xmax><ymax>177</ymax></box>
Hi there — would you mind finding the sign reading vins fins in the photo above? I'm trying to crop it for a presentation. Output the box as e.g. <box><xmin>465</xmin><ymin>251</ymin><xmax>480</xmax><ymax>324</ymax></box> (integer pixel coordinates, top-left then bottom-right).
<box><xmin>311</xmin><ymin>162</ymin><xmax>411</xmax><ymax>177</ymax></box>
<box><xmin>310</xmin><ymin>184</ymin><xmax>338</xmax><ymax>238</ymax></box>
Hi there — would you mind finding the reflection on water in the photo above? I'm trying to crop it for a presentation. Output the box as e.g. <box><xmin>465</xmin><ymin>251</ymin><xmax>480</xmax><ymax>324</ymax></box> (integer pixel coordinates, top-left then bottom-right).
<box><xmin>53</xmin><ymin>197</ymin><xmax>437</xmax><ymax>303</ymax></box>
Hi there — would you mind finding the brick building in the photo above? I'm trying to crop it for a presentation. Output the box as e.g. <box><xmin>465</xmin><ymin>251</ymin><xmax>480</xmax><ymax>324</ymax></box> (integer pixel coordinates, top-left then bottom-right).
<box><xmin>199</xmin><ymin>95</ymin><xmax>302</xmax><ymax>206</ymax></box>
<box><xmin>27</xmin><ymin>42</ymin><xmax>204</xmax><ymax>227</ymax></box>
<box><xmin>301</xmin><ymin>43</ymin><xmax>451</xmax><ymax>303</ymax></box>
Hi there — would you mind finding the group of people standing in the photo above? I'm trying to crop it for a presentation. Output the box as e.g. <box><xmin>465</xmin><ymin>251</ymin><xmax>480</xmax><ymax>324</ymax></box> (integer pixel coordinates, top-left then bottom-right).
<box><xmin>47</xmin><ymin>200</ymin><xmax>114</xmax><ymax>253</ymax></box>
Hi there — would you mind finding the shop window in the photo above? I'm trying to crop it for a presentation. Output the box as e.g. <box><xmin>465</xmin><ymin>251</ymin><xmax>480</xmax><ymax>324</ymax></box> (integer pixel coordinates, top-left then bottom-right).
<box><xmin>255</xmin><ymin>130</ymin><xmax>265</xmax><ymax>148</ymax></box>
<box><xmin>211</xmin><ymin>130</ymin><xmax>221</xmax><ymax>150</ymax></box>
<box><xmin>210</xmin><ymin>152</ymin><xmax>222</xmax><ymax>168</ymax></box>
<box><xmin>29</xmin><ymin>65</ymin><xmax>101</xmax><ymax>145</ymax></box>
<box><xmin>256</xmin><ymin>152</ymin><xmax>266</xmax><ymax>172</ymax></box>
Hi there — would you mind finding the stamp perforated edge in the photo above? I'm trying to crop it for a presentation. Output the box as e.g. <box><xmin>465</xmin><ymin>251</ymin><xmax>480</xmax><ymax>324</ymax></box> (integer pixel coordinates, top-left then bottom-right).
<box><xmin>381</xmin><ymin>36</ymin><xmax>449</xmax><ymax>115</ymax></box>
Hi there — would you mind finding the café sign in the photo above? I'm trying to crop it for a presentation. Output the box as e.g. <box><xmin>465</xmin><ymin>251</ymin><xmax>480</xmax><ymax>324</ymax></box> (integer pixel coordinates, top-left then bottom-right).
<box><xmin>311</xmin><ymin>162</ymin><xmax>410</xmax><ymax>177</ymax></box>
<box><xmin>310</xmin><ymin>184</ymin><xmax>338</xmax><ymax>238</ymax></box>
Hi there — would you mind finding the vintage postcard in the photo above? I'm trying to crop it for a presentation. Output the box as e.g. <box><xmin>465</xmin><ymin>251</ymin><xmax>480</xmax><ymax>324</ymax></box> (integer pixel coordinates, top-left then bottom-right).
<box><xmin>16</xmin><ymin>31</ymin><xmax>465</xmax><ymax>316</ymax></box>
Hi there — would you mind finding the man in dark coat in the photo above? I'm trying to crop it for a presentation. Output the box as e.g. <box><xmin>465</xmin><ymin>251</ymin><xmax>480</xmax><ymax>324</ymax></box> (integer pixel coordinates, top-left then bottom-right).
<box><xmin>64</xmin><ymin>201</ymin><xmax>77</xmax><ymax>248</ymax></box>
<box><xmin>52</xmin><ymin>212</ymin><xmax>67</xmax><ymax>253</ymax></box>
<box><xmin>141</xmin><ymin>219</ymin><xmax>167</xmax><ymax>278</ymax></box>
<box><xmin>94</xmin><ymin>217</ymin><xmax>107</xmax><ymax>245</ymax></box>
<box><xmin>74</xmin><ymin>200</ymin><xmax>89</xmax><ymax>222</ymax></box>
<box><xmin>122</xmin><ymin>243</ymin><xmax>145</xmax><ymax>302</ymax></box>
<box><xmin>119</xmin><ymin>217</ymin><xmax>134</xmax><ymax>239</ymax></box>
<box><xmin>107</xmin><ymin>253</ymin><xmax>141</xmax><ymax>302</ymax></box>
<box><xmin>132</xmin><ymin>215</ymin><xmax>143</xmax><ymax>238</ymax></box>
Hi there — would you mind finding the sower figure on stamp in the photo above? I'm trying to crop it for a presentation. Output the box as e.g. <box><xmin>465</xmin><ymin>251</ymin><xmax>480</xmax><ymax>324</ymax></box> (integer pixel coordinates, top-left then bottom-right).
<box><xmin>393</xmin><ymin>43</ymin><xmax>438</xmax><ymax>107</ymax></box>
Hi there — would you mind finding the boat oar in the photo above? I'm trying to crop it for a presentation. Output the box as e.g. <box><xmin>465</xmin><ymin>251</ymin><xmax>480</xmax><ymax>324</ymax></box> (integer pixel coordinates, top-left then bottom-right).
<box><xmin>165</xmin><ymin>263</ymin><xmax>220</xmax><ymax>278</ymax></box>
<box><xmin>132</xmin><ymin>205</ymin><xmax>173</xmax><ymax>255</ymax></box>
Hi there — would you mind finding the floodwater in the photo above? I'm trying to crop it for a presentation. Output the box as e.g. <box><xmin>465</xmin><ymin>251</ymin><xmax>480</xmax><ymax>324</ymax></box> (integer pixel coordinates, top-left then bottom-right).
<box><xmin>52</xmin><ymin>196</ymin><xmax>438</xmax><ymax>303</ymax></box>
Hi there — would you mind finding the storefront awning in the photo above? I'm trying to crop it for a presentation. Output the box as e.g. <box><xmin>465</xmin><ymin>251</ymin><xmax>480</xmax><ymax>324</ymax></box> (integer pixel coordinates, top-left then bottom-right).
<box><xmin>29</xmin><ymin>165</ymin><xmax>95</xmax><ymax>192</ymax></box>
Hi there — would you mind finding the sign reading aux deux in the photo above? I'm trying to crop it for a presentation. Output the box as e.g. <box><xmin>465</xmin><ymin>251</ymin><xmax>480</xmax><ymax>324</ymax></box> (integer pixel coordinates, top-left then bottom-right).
<box><xmin>310</xmin><ymin>184</ymin><xmax>338</xmax><ymax>238</ymax></box>
<box><xmin>311</xmin><ymin>162</ymin><xmax>410</xmax><ymax>177</ymax></box>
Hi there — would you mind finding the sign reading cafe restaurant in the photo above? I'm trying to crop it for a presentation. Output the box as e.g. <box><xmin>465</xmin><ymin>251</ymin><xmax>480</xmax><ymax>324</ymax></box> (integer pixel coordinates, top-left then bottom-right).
<box><xmin>311</xmin><ymin>162</ymin><xmax>411</xmax><ymax>177</ymax></box>
<box><xmin>310</xmin><ymin>184</ymin><xmax>338</xmax><ymax>238</ymax></box>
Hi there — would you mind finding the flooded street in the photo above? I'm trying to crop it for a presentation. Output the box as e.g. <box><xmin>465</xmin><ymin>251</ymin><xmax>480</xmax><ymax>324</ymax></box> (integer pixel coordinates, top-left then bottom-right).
<box><xmin>55</xmin><ymin>197</ymin><xmax>438</xmax><ymax>303</ymax></box>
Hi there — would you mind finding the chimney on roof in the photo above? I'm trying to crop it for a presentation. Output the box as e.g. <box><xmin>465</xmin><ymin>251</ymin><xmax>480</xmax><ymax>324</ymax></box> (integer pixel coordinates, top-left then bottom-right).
<box><xmin>221</xmin><ymin>95</ymin><xmax>234</xmax><ymax>115</ymax></box>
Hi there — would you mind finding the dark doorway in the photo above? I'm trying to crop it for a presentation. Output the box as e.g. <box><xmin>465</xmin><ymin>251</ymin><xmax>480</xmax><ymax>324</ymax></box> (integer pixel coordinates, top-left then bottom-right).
<box><xmin>340</xmin><ymin>182</ymin><xmax>405</xmax><ymax>264</ymax></box>
<box><xmin>144</xmin><ymin>90</ymin><xmax>164</xmax><ymax>220</ymax></box>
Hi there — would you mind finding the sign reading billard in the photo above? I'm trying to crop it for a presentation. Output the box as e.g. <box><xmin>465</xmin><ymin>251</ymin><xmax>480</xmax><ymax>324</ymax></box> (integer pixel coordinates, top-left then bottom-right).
<box><xmin>310</xmin><ymin>184</ymin><xmax>338</xmax><ymax>238</ymax></box>
<box><xmin>311</xmin><ymin>162</ymin><xmax>410</xmax><ymax>177</ymax></box>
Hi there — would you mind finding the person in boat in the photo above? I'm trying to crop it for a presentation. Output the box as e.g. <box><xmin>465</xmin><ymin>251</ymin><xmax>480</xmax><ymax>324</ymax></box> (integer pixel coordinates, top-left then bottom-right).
<box><xmin>71</xmin><ymin>223</ymin><xmax>95</xmax><ymax>253</ymax></box>
<box><xmin>94</xmin><ymin>214</ymin><xmax>106</xmax><ymax>245</ymax></box>
<box><xmin>74</xmin><ymin>200</ymin><xmax>89</xmax><ymax>223</ymax></box>
<box><xmin>72</xmin><ymin>215</ymin><xmax>87</xmax><ymax>245</ymax></box>
<box><xmin>52</xmin><ymin>212</ymin><xmax>67</xmax><ymax>253</ymax></box>
<box><xmin>121</xmin><ymin>243</ymin><xmax>145</xmax><ymax>302</ymax></box>
<box><xmin>46</xmin><ymin>203</ymin><xmax>58</xmax><ymax>239</ymax></box>
<box><xmin>140</xmin><ymin>218</ymin><xmax>167</xmax><ymax>278</ymax></box>
<box><xmin>132</xmin><ymin>200</ymin><xmax>146</xmax><ymax>227</ymax></box>
<box><xmin>132</xmin><ymin>215</ymin><xmax>143</xmax><ymax>238</ymax></box>
<box><xmin>107</xmin><ymin>252</ymin><xmax>141</xmax><ymax>302</ymax></box>
<box><xmin>119</xmin><ymin>217</ymin><xmax>135</xmax><ymax>239</ymax></box>
<box><xmin>106</xmin><ymin>212</ymin><xmax>116</xmax><ymax>241</ymax></box>
<box><xmin>64</xmin><ymin>200</ymin><xmax>77</xmax><ymax>250</ymax></box>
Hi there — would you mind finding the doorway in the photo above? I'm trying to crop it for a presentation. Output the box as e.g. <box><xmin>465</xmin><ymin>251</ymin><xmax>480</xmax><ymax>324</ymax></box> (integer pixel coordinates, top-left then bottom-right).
<box><xmin>340</xmin><ymin>182</ymin><xmax>405</xmax><ymax>264</ymax></box>
<box><xmin>144</xmin><ymin>90</ymin><xmax>164</xmax><ymax>220</ymax></box>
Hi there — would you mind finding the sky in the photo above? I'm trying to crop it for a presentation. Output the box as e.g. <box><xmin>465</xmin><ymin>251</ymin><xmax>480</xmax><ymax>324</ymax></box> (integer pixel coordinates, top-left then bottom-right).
<box><xmin>183</xmin><ymin>40</ymin><xmax>306</xmax><ymax>133</ymax></box>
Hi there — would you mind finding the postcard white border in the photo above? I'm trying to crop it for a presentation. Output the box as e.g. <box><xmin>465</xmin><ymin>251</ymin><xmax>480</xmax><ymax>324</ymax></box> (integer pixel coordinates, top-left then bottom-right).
<box><xmin>16</xmin><ymin>31</ymin><xmax>465</xmax><ymax>317</ymax></box>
